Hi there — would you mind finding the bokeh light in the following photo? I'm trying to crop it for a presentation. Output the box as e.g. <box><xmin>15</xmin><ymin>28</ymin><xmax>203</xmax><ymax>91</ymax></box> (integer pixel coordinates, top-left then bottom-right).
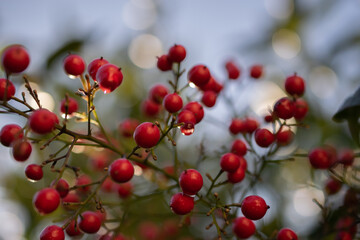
<box><xmin>264</xmin><ymin>0</ymin><xmax>294</xmax><ymax>19</ymax></box>
<box><xmin>309</xmin><ymin>66</ymin><xmax>338</xmax><ymax>99</ymax></box>
<box><xmin>293</xmin><ymin>187</ymin><xmax>325</xmax><ymax>217</ymax></box>
<box><xmin>272</xmin><ymin>29</ymin><xmax>301</xmax><ymax>59</ymax></box>
<box><xmin>122</xmin><ymin>0</ymin><xmax>157</xmax><ymax>30</ymax></box>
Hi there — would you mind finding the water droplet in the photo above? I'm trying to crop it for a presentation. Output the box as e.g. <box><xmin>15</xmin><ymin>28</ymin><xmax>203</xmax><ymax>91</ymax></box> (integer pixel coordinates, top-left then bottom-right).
<box><xmin>27</xmin><ymin>178</ymin><xmax>37</xmax><ymax>183</ymax></box>
<box><xmin>67</xmin><ymin>74</ymin><xmax>77</xmax><ymax>79</ymax></box>
<box><xmin>180</xmin><ymin>123</ymin><xmax>195</xmax><ymax>136</ymax></box>
<box><xmin>189</xmin><ymin>82</ymin><xmax>196</xmax><ymax>88</ymax></box>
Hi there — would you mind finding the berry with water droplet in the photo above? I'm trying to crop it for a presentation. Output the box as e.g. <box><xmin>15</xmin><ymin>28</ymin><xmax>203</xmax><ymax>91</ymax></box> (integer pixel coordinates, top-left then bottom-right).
<box><xmin>63</xmin><ymin>54</ymin><xmax>85</xmax><ymax>77</ymax></box>
<box><xmin>96</xmin><ymin>64</ymin><xmax>123</xmax><ymax>93</ymax></box>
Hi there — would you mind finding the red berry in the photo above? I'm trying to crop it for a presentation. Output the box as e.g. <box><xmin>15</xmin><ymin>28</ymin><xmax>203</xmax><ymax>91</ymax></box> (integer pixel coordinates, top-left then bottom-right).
<box><xmin>225</xmin><ymin>61</ymin><xmax>241</xmax><ymax>79</ymax></box>
<box><xmin>0</xmin><ymin>78</ymin><xmax>16</xmax><ymax>100</ymax></box>
<box><xmin>255</xmin><ymin>129</ymin><xmax>275</xmax><ymax>148</ymax></box>
<box><xmin>325</xmin><ymin>177</ymin><xmax>342</xmax><ymax>195</ymax></box>
<box><xmin>293</xmin><ymin>98</ymin><xmax>308</xmax><ymax>120</ymax></box>
<box><xmin>183</xmin><ymin>101</ymin><xmax>204</xmax><ymax>124</ymax></box>
<box><xmin>239</xmin><ymin>156</ymin><xmax>248</xmax><ymax>170</ymax></box>
<box><xmin>285</xmin><ymin>74</ymin><xmax>305</xmax><ymax>97</ymax></box>
<box><xmin>277</xmin><ymin>228</ymin><xmax>298</xmax><ymax>240</ymax></box>
<box><xmin>139</xmin><ymin>221</ymin><xmax>160</xmax><ymax>240</ymax></box>
<box><xmin>133</xmin><ymin>122</ymin><xmax>161</xmax><ymax>148</ymax></box>
<box><xmin>40</xmin><ymin>225</ymin><xmax>65</xmax><ymax>240</ymax></box>
<box><xmin>229</xmin><ymin>118</ymin><xmax>246</xmax><ymax>134</ymax></box>
<box><xmin>170</xmin><ymin>193</ymin><xmax>194</xmax><ymax>215</ymax></box>
<box><xmin>335</xmin><ymin>232</ymin><xmax>353</xmax><ymax>240</ymax></box>
<box><xmin>250</xmin><ymin>64</ymin><xmax>263</xmax><ymax>79</ymax></box>
<box><xmin>62</xmin><ymin>191</ymin><xmax>80</xmax><ymax>205</ymax></box>
<box><xmin>231</xmin><ymin>139</ymin><xmax>247</xmax><ymax>156</ymax></box>
<box><xmin>241</xmin><ymin>195</ymin><xmax>268</xmax><ymax>220</ymax></box>
<box><xmin>33</xmin><ymin>187</ymin><xmax>60</xmax><ymax>214</ymax></box>
<box><xmin>63</xmin><ymin>54</ymin><xmax>85</xmax><ymax>77</ymax></box>
<box><xmin>177</xmin><ymin>110</ymin><xmax>196</xmax><ymax>136</ymax></box>
<box><xmin>274</xmin><ymin>97</ymin><xmax>295</xmax><ymax>120</ymax></box>
<box><xmin>168</xmin><ymin>44</ymin><xmax>186</xmax><ymax>63</ymax></box>
<box><xmin>149</xmin><ymin>84</ymin><xmax>169</xmax><ymax>104</ymax></box>
<box><xmin>91</xmin><ymin>154</ymin><xmax>110</xmax><ymax>171</ymax></box>
<box><xmin>117</xmin><ymin>182</ymin><xmax>133</xmax><ymax>198</ymax></box>
<box><xmin>54</xmin><ymin>179</ymin><xmax>70</xmax><ymax>198</ymax></box>
<box><xmin>1</xmin><ymin>45</ymin><xmax>30</xmax><ymax>74</ymax></box>
<box><xmin>201</xmin><ymin>90</ymin><xmax>217</xmax><ymax>107</ymax></box>
<box><xmin>199</xmin><ymin>76</ymin><xmax>223</xmax><ymax>93</ymax></box>
<box><xmin>232</xmin><ymin>217</ymin><xmax>256</xmax><ymax>239</ymax></box>
<box><xmin>336</xmin><ymin>216</ymin><xmax>357</xmax><ymax>236</ymax></box>
<box><xmin>338</xmin><ymin>149</ymin><xmax>354</xmax><ymax>166</ymax></box>
<box><xmin>0</xmin><ymin>124</ymin><xmax>23</xmax><ymax>147</ymax></box>
<box><xmin>264</xmin><ymin>114</ymin><xmax>274</xmax><ymax>123</ymax></box>
<box><xmin>188</xmin><ymin>65</ymin><xmax>211</xmax><ymax>87</ymax></box>
<box><xmin>12</xmin><ymin>140</ymin><xmax>32</xmax><ymax>161</ymax></box>
<box><xmin>25</xmin><ymin>164</ymin><xmax>43</xmax><ymax>181</ymax></box>
<box><xmin>76</xmin><ymin>175</ymin><xmax>92</xmax><ymax>193</ymax></box>
<box><xmin>157</xmin><ymin>55</ymin><xmax>173</xmax><ymax>71</ymax></box>
<box><xmin>179</xmin><ymin>169</ymin><xmax>203</xmax><ymax>195</ymax></box>
<box><xmin>119</xmin><ymin>118</ymin><xmax>140</xmax><ymax>137</ymax></box>
<box><xmin>220</xmin><ymin>153</ymin><xmax>240</xmax><ymax>172</ymax></box>
<box><xmin>163</xmin><ymin>93</ymin><xmax>183</xmax><ymax>113</ymax></box>
<box><xmin>60</xmin><ymin>97</ymin><xmax>78</xmax><ymax>114</ymax></box>
<box><xmin>79</xmin><ymin>211</ymin><xmax>102</xmax><ymax>234</ymax></box>
<box><xmin>142</xmin><ymin>99</ymin><xmax>161</xmax><ymax>117</ymax></box>
<box><xmin>87</xmin><ymin>57</ymin><xmax>109</xmax><ymax>81</ymax></box>
<box><xmin>96</xmin><ymin>63</ymin><xmax>123</xmax><ymax>93</ymax></box>
<box><xmin>244</xmin><ymin>118</ymin><xmax>259</xmax><ymax>133</ymax></box>
<box><xmin>308</xmin><ymin>148</ymin><xmax>332</xmax><ymax>169</ymax></box>
<box><xmin>65</xmin><ymin>219</ymin><xmax>82</xmax><ymax>237</ymax></box>
<box><xmin>29</xmin><ymin>109</ymin><xmax>58</xmax><ymax>134</ymax></box>
<box><xmin>109</xmin><ymin>158</ymin><xmax>134</xmax><ymax>183</ymax></box>
<box><xmin>276</xmin><ymin>129</ymin><xmax>294</xmax><ymax>146</ymax></box>
<box><xmin>227</xmin><ymin>167</ymin><xmax>246</xmax><ymax>183</ymax></box>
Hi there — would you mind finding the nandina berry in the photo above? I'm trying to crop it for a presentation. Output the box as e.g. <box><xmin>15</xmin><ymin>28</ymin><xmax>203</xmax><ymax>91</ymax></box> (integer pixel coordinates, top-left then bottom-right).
<box><xmin>308</xmin><ymin>148</ymin><xmax>332</xmax><ymax>169</ymax></box>
<box><xmin>157</xmin><ymin>55</ymin><xmax>173</xmax><ymax>71</ymax></box>
<box><xmin>101</xmin><ymin>177</ymin><xmax>114</xmax><ymax>193</ymax></box>
<box><xmin>277</xmin><ymin>228</ymin><xmax>298</xmax><ymax>240</ymax></box>
<box><xmin>183</xmin><ymin>101</ymin><xmax>204</xmax><ymax>123</ymax></box>
<box><xmin>338</xmin><ymin>149</ymin><xmax>354</xmax><ymax>166</ymax></box>
<box><xmin>117</xmin><ymin>182</ymin><xmax>133</xmax><ymax>198</ymax></box>
<box><xmin>220</xmin><ymin>153</ymin><xmax>240</xmax><ymax>172</ymax></box>
<box><xmin>96</xmin><ymin>63</ymin><xmax>123</xmax><ymax>93</ymax></box>
<box><xmin>335</xmin><ymin>232</ymin><xmax>352</xmax><ymax>240</ymax></box>
<box><xmin>264</xmin><ymin>114</ymin><xmax>274</xmax><ymax>122</ymax></box>
<box><xmin>227</xmin><ymin>166</ymin><xmax>246</xmax><ymax>183</ymax></box>
<box><xmin>12</xmin><ymin>140</ymin><xmax>32</xmax><ymax>161</ymax></box>
<box><xmin>231</xmin><ymin>139</ymin><xmax>247</xmax><ymax>156</ymax></box>
<box><xmin>133</xmin><ymin>122</ymin><xmax>161</xmax><ymax>148</ymax></box>
<box><xmin>244</xmin><ymin>118</ymin><xmax>259</xmax><ymax>133</ymax></box>
<box><xmin>149</xmin><ymin>84</ymin><xmax>169</xmax><ymax>104</ymax></box>
<box><xmin>87</xmin><ymin>57</ymin><xmax>109</xmax><ymax>81</ymax></box>
<box><xmin>336</xmin><ymin>216</ymin><xmax>357</xmax><ymax>236</ymax></box>
<box><xmin>33</xmin><ymin>187</ymin><xmax>60</xmax><ymax>214</ymax></box>
<box><xmin>250</xmin><ymin>64</ymin><xmax>263</xmax><ymax>79</ymax></box>
<box><xmin>91</xmin><ymin>154</ymin><xmax>110</xmax><ymax>171</ymax></box>
<box><xmin>199</xmin><ymin>76</ymin><xmax>223</xmax><ymax>93</ymax></box>
<box><xmin>65</xmin><ymin>219</ymin><xmax>82</xmax><ymax>237</ymax></box>
<box><xmin>60</xmin><ymin>97</ymin><xmax>78</xmax><ymax>115</ymax></box>
<box><xmin>119</xmin><ymin>118</ymin><xmax>140</xmax><ymax>137</ymax></box>
<box><xmin>325</xmin><ymin>177</ymin><xmax>342</xmax><ymax>195</ymax></box>
<box><xmin>232</xmin><ymin>217</ymin><xmax>256</xmax><ymax>239</ymax></box>
<box><xmin>188</xmin><ymin>64</ymin><xmax>211</xmax><ymax>87</ymax></box>
<box><xmin>76</xmin><ymin>175</ymin><xmax>92</xmax><ymax>193</ymax></box>
<box><xmin>168</xmin><ymin>44</ymin><xmax>186</xmax><ymax>63</ymax></box>
<box><xmin>95</xmin><ymin>209</ymin><xmax>107</xmax><ymax>223</ymax></box>
<box><xmin>113</xmin><ymin>234</ymin><xmax>127</xmax><ymax>240</ymax></box>
<box><xmin>241</xmin><ymin>195</ymin><xmax>269</xmax><ymax>220</ymax></box>
<box><xmin>229</xmin><ymin>118</ymin><xmax>246</xmax><ymax>134</ymax></box>
<box><xmin>63</xmin><ymin>54</ymin><xmax>85</xmax><ymax>77</ymax></box>
<box><xmin>293</xmin><ymin>98</ymin><xmax>308</xmax><ymax>120</ymax></box>
<box><xmin>285</xmin><ymin>74</ymin><xmax>305</xmax><ymax>97</ymax></box>
<box><xmin>29</xmin><ymin>109</ymin><xmax>58</xmax><ymax>134</ymax></box>
<box><xmin>225</xmin><ymin>61</ymin><xmax>241</xmax><ymax>80</ymax></box>
<box><xmin>177</xmin><ymin>110</ymin><xmax>196</xmax><ymax>135</ymax></box>
<box><xmin>25</xmin><ymin>164</ymin><xmax>43</xmax><ymax>181</ymax></box>
<box><xmin>274</xmin><ymin>97</ymin><xmax>295</xmax><ymax>120</ymax></box>
<box><xmin>139</xmin><ymin>221</ymin><xmax>160</xmax><ymax>240</ymax></box>
<box><xmin>142</xmin><ymin>99</ymin><xmax>161</xmax><ymax>117</ymax></box>
<box><xmin>40</xmin><ymin>225</ymin><xmax>65</xmax><ymax>240</ymax></box>
<box><xmin>1</xmin><ymin>45</ymin><xmax>30</xmax><ymax>74</ymax></box>
<box><xmin>0</xmin><ymin>124</ymin><xmax>23</xmax><ymax>147</ymax></box>
<box><xmin>162</xmin><ymin>220</ymin><xmax>179</xmax><ymax>238</ymax></box>
<box><xmin>239</xmin><ymin>156</ymin><xmax>248</xmax><ymax>170</ymax></box>
<box><xmin>255</xmin><ymin>129</ymin><xmax>275</xmax><ymax>148</ymax></box>
<box><xmin>170</xmin><ymin>193</ymin><xmax>194</xmax><ymax>215</ymax></box>
<box><xmin>109</xmin><ymin>159</ymin><xmax>134</xmax><ymax>183</ymax></box>
<box><xmin>79</xmin><ymin>211</ymin><xmax>102</xmax><ymax>234</ymax></box>
<box><xmin>0</xmin><ymin>78</ymin><xmax>16</xmax><ymax>100</ymax></box>
<box><xmin>163</xmin><ymin>93</ymin><xmax>183</xmax><ymax>113</ymax></box>
<box><xmin>54</xmin><ymin>179</ymin><xmax>70</xmax><ymax>198</ymax></box>
<box><xmin>201</xmin><ymin>90</ymin><xmax>217</xmax><ymax>107</ymax></box>
<box><xmin>179</xmin><ymin>169</ymin><xmax>203</xmax><ymax>195</ymax></box>
<box><xmin>276</xmin><ymin>129</ymin><xmax>294</xmax><ymax>146</ymax></box>
<box><xmin>62</xmin><ymin>191</ymin><xmax>80</xmax><ymax>205</ymax></box>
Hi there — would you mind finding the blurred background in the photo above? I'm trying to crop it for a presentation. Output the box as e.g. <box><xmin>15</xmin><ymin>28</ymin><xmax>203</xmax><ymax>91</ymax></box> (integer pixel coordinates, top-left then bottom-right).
<box><xmin>0</xmin><ymin>0</ymin><xmax>360</xmax><ymax>239</ymax></box>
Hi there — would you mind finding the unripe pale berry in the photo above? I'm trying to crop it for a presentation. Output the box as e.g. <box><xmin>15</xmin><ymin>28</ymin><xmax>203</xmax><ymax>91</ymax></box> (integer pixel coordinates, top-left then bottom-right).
<box><xmin>60</xmin><ymin>97</ymin><xmax>78</xmax><ymax>115</ymax></box>
<box><xmin>255</xmin><ymin>128</ymin><xmax>275</xmax><ymax>148</ymax></box>
<box><xmin>188</xmin><ymin>65</ymin><xmax>211</xmax><ymax>87</ymax></box>
<box><xmin>133</xmin><ymin>122</ymin><xmax>161</xmax><ymax>148</ymax></box>
<box><xmin>0</xmin><ymin>124</ymin><xmax>23</xmax><ymax>147</ymax></box>
<box><xmin>79</xmin><ymin>211</ymin><xmax>102</xmax><ymax>234</ymax></box>
<box><xmin>0</xmin><ymin>78</ymin><xmax>16</xmax><ymax>100</ymax></box>
<box><xmin>149</xmin><ymin>84</ymin><xmax>169</xmax><ymax>104</ymax></box>
<box><xmin>285</xmin><ymin>74</ymin><xmax>305</xmax><ymax>97</ymax></box>
<box><xmin>12</xmin><ymin>140</ymin><xmax>32</xmax><ymax>161</ymax></box>
<box><xmin>109</xmin><ymin>159</ymin><xmax>134</xmax><ymax>183</ymax></box>
<box><xmin>277</xmin><ymin>228</ymin><xmax>298</xmax><ymax>240</ymax></box>
<box><xmin>87</xmin><ymin>57</ymin><xmax>109</xmax><ymax>81</ymax></box>
<box><xmin>40</xmin><ymin>225</ymin><xmax>65</xmax><ymax>240</ymax></box>
<box><xmin>163</xmin><ymin>93</ymin><xmax>183</xmax><ymax>113</ymax></box>
<box><xmin>63</xmin><ymin>54</ymin><xmax>85</xmax><ymax>77</ymax></box>
<box><xmin>170</xmin><ymin>193</ymin><xmax>194</xmax><ymax>215</ymax></box>
<box><xmin>29</xmin><ymin>109</ymin><xmax>58</xmax><ymax>134</ymax></box>
<box><xmin>96</xmin><ymin>63</ymin><xmax>123</xmax><ymax>93</ymax></box>
<box><xmin>241</xmin><ymin>195</ymin><xmax>269</xmax><ymax>220</ymax></box>
<box><xmin>1</xmin><ymin>45</ymin><xmax>30</xmax><ymax>74</ymax></box>
<box><xmin>168</xmin><ymin>44</ymin><xmax>186</xmax><ymax>63</ymax></box>
<box><xmin>33</xmin><ymin>187</ymin><xmax>60</xmax><ymax>214</ymax></box>
<box><xmin>220</xmin><ymin>153</ymin><xmax>240</xmax><ymax>172</ymax></box>
<box><xmin>25</xmin><ymin>164</ymin><xmax>43</xmax><ymax>181</ymax></box>
<box><xmin>183</xmin><ymin>101</ymin><xmax>204</xmax><ymax>124</ymax></box>
<box><xmin>232</xmin><ymin>217</ymin><xmax>256</xmax><ymax>239</ymax></box>
<box><xmin>274</xmin><ymin>97</ymin><xmax>295</xmax><ymax>120</ymax></box>
<box><xmin>179</xmin><ymin>169</ymin><xmax>203</xmax><ymax>195</ymax></box>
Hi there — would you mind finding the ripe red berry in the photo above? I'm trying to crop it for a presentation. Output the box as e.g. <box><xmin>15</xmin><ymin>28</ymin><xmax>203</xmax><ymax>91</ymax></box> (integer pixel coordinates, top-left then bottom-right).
<box><xmin>1</xmin><ymin>45</ymin><xmax>30</xmax><ymax>74</ymax></box>
<box><xmin>54</xmin><ymin>179</ymin><xmax>70</xmax><ymax>198</ymax></box>
<box><xmin>33</xmin><ymin>187</ymin><xmax>60</xmax><ymax>214</ymax></box>
<box><xmin>199</xmin><ymin>76</ymin><xmax>223</xmax><ymax>93</ymax></box>
<box><xmin>241</xmin><ymin>195</ymin><xmax>269</xmax><ymax>220</ymax></box>
<box><xmin>12</xmin><ymin>140</ymin><xmax>32</xmax><ymax>161</ymax></box>
<box><xmin>227</xmin><ymin>166</ymin><xmax>246</xmax><ymax>183</ymax></box>
<box><xmin>40</xmin><ymin>225</ymin><xmax>65</xmax><ymax>240</ymax></box>
<box><xmin>142</xmin><ymin>99</ymin><xmax>161</xmax><ymax>117</ymax></box>
<box><xmin>276</xmin><ymin>129</ymin><xmax>294</xmax><ymax>146</ymax></box>
<box><xmin>255</xmin><ymin>129</ymin><xmax>275</xmax><ymax>148</ymax></box>
<box><xmin>87</xmin><ymin>57</ymin><xmax>109</xmax><ymax>81</ymax></box>
<box><xmin>335</xmin><ymin>232</ymin><xmax>352</xmax><ymax>240</ymax></box>
<box><xmin>201</xmin><ymin>90</ymin><xmax>217</xmax><ymax>107</ymax></box>
<box><xmin>76</xmin><ymin>175</ymin><xmax>92</xmax><ymax>193</ymax></box>
<box><xmin>183</xmin><ymin>101</ymin><xmax>204</xmax><ymax>124</ymax></box>
<box><xmin>157</xmin><ymin>55</ymin><xmax>173</xmax><ymax>71</ymax></box>
<box><xmin>79</xmin><ymin>211</ymin><xmax>102</xmax><ymax>234</ymax></box>
<box><xmin>117</xmin><ymin>182</ymin><xmax>133</xmax><ymax>198</ymax></box>
<box><xmin>65</xmin><ymin>219</ymin><xmax>82</xmax><ymax>237</ymax></box>
<box><xmin>231</xmin><ymin>139</ymin><xmax>247</xmax><ymax>156</ymax></box>
<box><xmin>133</xmin><ymin>122</ymin><xmax>161</xmax><ymax>148</ymax></box>
<box><xmin>109</xmin><ymin>159</ymin><xmax>134</xmax><ymax>183</ymax></box>
<box><xmin>308</xmin><ymin>148</ymin><xmax>332</xmax><ymax>169</ymax></box>
<box><xmin>239</xmin><ymin>156</ymin><xmax>248</xmax><ymax>170</ymax></box>
<box><xmin>293</xmin><ymin>98</ymin><xmax>308</xmax><ymax>120</ymax></box>
<box><xmin>232</xmin><ymin>217</ymin><xmax>256</xmax><ymax>239</ymax></box>
<box><xmin>25</xmin><ymin>164</ymin><xmax>43</xmax><ymax>181</ymax></box>
<box><xmin>29</xmin><ymin>109</ymin><xmax>58</xmax><ymax>134</ymax></box>
<box><xmin>264</xmin><ymin>114</ymin><xmax>274</xmax><ymax>123</ymax></box>
<box><xmin>96</xmin><ymin>64</ymin><xmax>123</xmax><ymax>93</ymax></box>
<box><xmin>139</xmin><ymin>221</ymin><xmax>160</xmax><ymax>240</ymax></box>
<box><xmin>170</xmin><ymin>193</ymin><xmax>194</xmax><ymax>215</ymax></box>
<box><xmin>60</xmin><ymin>97</ymin><xmax>78</xmax><ymax>115</ymax></box>
<box><xmin>335</xmin><ymin>216</ymin><xmax>357</xmax><ymax>236</ymax></box>
<box><xmin>338</xmin><ymin>149</ymin><xmax>355</xmax><ymax>166</ymax></box>
<box><xmin>62</xmin><ymin>191</ymin><xmax>80</xmax><ymax>206</ymax></box>
<box><xmin>0</xmin><ymin>78</ymin><xmax>16</xmax><ymax>100</ymax></box>
<box><xmin>168</xmin><ymin>44</ymin><xmax>186</xmax><ymax>63</ymax></box>
<box><xmin>0</xmin><ymin>124</ymin><xmax>23</xmax><ymax>147</ymax></box>
<box><xmin>177</xmin><ymin>110</ymin><xmax>196</xmax><ymax>136</ymax></box>
<box><xmin>274</xmin><ymin>97</ymin><xmax>295</xmax><ymax>120</ymax></box>
<box><xmin>285</xmin><ymin>74</ymin><xmax>305</xmax><ymax>97</ymax></box>
<box><xmin>188</xmin><ymin>65</ymin><xmax>211</xmax><ymax>87</ymax></box>
<box><xmin>277</xmin><ymin>228</ymin><xmax>298</xmax><ymax>240</ymax></box>
<box><xmin>179</xmin><ymin>169</ymin><xmax>203</xmax><ymax>195</ymax></box>
<box><xmin>119</xmin><ymin>118</ymin><xmax>140</xmax><ymax>137</ymax></box>
<box><xmin>225</xmin><ymin>61</ymin><xmax>241</xmax><ymax>80</ymax></box>
<box><xmin>244</xmin><ymin>118</ymin><xmax>259</xmax><ymax>133</ymax></box>
<box><xmin>250</xmin><ymin>64</ymin><xmax>263</xmax><ymax>79</ymax></box>
<box><xmin>163</xmin><ymin>93</ymin><xmax>183</xmax><ymax>113</ymax></box>
<box><xmin>63</xmin><ymin>54</ymin><xmax>85</xmax><ymax>77</ymax></box>
<box><xmin>220</xmin><ymin>153</ymin><xmax>240</xmax><ymax>172</ymax></box>
<box><xmin>149</xmin><ymin>84</ymin><xmax>169</xmax><ymax>104</ymax></box>
<box><xmin>229</xmin><ymin>118</ymin><xmax>246</xmax><ymax>134</ymax></box>
<box><xmin>325</xmin><ymin>177</ymin><xmax>342</xmax><ymax>195</ymax></box>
